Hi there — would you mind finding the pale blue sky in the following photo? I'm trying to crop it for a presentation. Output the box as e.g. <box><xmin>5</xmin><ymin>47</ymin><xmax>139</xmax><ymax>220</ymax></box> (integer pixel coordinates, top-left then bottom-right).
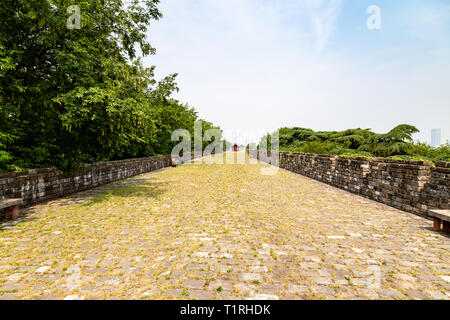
<box><xmin>144</xmin><ymin>0</ymin><xmax>450</xmax><ymax>145</ymax></box>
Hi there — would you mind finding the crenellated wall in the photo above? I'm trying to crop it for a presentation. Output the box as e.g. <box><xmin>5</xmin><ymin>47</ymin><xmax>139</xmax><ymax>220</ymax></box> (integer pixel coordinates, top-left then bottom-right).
<box><xmin>256</xmin><ymin>152</ymin><xmax>449</xmax><ymax>218</ymax></box>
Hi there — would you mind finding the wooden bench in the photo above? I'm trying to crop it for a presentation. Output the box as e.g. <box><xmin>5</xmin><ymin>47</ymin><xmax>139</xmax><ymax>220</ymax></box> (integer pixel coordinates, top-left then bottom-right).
<box><xmin>0</xmin><ymin>198</ymin><xmax>23</xmax><ymax>220</ymax></box>
<box><xmin>429</xmin><ymin>209</ymin><xmax>450</xmax><ymax>233</ymax></box>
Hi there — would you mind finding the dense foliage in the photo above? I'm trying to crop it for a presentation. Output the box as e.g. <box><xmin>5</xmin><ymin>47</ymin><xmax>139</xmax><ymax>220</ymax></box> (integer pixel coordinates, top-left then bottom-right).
<box><xmin>0</xmin><ymin>0</ymin><xmax>222</xmax><ymax>172</ymax></box>
<box><xmin>258</xmin><ymin>125</ymin><xmax>449</xmax><ymax>162</ymax></box>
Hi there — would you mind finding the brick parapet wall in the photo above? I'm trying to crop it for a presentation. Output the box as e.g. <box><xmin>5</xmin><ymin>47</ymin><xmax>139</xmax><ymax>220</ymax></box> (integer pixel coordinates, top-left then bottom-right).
<box><xmin>257</xmin><ymin>152</ymin><xmax>449</xmax><ymax>218</ymax></box>
<box><xmin>0</xmin><ymin>155</ymin><xmax>174</xmax><ymax>207</ymax></box>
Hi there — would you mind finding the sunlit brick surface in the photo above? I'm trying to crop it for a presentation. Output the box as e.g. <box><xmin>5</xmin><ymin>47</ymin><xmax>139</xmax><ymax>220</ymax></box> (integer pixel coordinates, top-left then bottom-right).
<box><xmin>1</xmin><ymin>154</ymin><xmax>449</xmax><ymax>300</ymax></box>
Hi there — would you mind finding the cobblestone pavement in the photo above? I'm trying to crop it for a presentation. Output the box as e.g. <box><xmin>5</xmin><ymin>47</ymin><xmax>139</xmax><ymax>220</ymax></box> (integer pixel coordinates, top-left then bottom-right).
<box><xmin>1</xmin><ymin>153</ymin><xmax>449</xmax><ymax>300</ymax></box>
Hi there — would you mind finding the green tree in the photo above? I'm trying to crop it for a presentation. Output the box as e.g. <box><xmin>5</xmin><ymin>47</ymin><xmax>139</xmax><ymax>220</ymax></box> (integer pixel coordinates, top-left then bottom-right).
<box><xmin>262</xmin><ymin>124</ymin><xmax>448</xmax><ymax>162</ymax></box>
<box><xmin>0</xmin><ymin>1</ymin><xmax>222</xmax><ymax>172</ymax></box>
<box><xmin>358</xmin><ymin>124</ymin><xmax>419</xmax><ymax>157</ymax></box>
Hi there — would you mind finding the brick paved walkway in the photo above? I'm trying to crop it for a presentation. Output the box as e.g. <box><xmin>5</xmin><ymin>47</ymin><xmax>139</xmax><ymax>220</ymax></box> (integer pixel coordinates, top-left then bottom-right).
<box><xmin>1</xmin><ymin>154</ymin><xmax>449</xmax><ymax>300</ymax></box>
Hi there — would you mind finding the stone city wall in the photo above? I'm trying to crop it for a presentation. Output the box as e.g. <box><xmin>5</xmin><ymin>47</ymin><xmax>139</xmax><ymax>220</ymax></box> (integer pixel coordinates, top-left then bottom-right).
<box><xmin>255</xmin><ymin>151</ymin><xmax>449</xmax><ymax>218</ymax></box>
<box><xmin>0</xmin><ymin>155</ymin><xmax>174</xmax><ymax>206</ymax></box>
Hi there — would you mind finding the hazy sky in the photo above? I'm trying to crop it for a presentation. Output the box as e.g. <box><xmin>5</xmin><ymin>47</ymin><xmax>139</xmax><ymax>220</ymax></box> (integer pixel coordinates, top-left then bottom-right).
<box><xmin>143</xmin><ymin>0</ymin><xmax>450</xmax><ymax>145</ymax></box>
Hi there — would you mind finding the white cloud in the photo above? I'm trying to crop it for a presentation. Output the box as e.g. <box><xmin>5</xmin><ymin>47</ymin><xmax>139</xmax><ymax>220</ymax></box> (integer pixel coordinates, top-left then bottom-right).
<box><xmin>304</xmin><ymin>0</ymin><xmax>343</xmax><ymax>52</ymax></box>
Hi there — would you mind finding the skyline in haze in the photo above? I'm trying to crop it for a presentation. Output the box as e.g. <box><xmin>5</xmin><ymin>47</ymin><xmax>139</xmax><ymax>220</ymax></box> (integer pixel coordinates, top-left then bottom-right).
<box><xmin>143</xmin><ymin>0</ymin><xmax>450</xmax><ymax>145</ymax></box>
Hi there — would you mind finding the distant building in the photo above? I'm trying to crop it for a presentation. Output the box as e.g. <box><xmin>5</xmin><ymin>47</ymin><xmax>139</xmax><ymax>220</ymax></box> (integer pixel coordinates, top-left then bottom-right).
<box><xmin>431</xmin><ymin>129</ymin><xmax>441</xmax><ymax>147</ymax></box>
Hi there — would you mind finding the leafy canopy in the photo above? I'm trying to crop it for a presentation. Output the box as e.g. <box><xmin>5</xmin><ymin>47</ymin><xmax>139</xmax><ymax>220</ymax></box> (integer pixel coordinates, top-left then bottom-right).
<box><xmin>0</xmin><ymin>0</ymin><xmax>222</xmax><ymax>172</ymax></box>
<box><xmin>258</xmin><ymin>125</ymin><xmax>449</xmax><ymax>162</ymax></box>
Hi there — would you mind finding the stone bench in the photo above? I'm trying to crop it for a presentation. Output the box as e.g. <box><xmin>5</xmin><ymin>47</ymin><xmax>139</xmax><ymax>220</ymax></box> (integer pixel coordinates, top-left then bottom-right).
<box><xmin>0</xmin><ymin>198</ymin><xmax>23</xmax><ymax>220</ymax></box>
<box><xmin>429</xmin><ymin>209</ymin><xmax>450</xmax><ymax>233</ymax></box>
